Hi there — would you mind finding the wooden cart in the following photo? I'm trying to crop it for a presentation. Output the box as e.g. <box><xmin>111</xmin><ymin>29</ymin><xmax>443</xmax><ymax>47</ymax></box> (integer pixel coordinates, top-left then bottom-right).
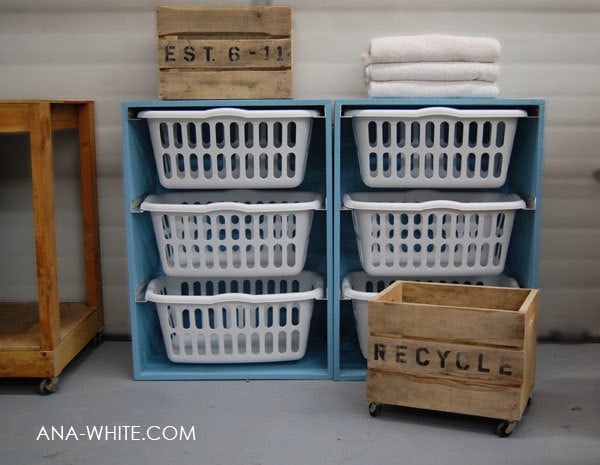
<box><xmin>0</xmin><ymin>100</ymin><xmax>104</xmax><ymax>394</ymax></box>
<box><xmin>366</xmin><ymin>281</ymin><xmax>539</xmax><ymax>437</ymax></box>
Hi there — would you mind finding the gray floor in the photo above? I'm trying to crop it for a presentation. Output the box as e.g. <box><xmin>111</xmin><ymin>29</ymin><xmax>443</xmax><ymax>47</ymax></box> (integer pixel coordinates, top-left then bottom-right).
<box><xmin>1</xmin><ymin>342</ymin><xmax>598</xmax><ymax>465</ymax></box>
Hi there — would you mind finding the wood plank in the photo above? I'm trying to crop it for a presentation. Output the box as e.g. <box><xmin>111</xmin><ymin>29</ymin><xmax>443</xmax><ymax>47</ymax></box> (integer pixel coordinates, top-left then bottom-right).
<box><xmin>55</xmin><ymin>306</ymin><xmax>103</xmax><ymax>374</ymax></box>
<box><xmin>77</xmin><ymin>102</ymin><xmax>103</xmax><ymax>310</ymax></box>
<box><xmin>158</xmin><ymin>69</ymin><xmax>292</xmax><ymax>100</ymax></box>
<box><xmin>368</xmin><ymin>282</ymin><xmax>537</xmax><ymax>347</ymax></box>
<box><xmin>367</xmin><ymin>369</ymin><xmax>524</xmax><ymax>422</ymax></box>
<box><xmin>29</xmin><ymin>101</ymin><xmax>60</xmax><ymax>351</ymax></box>
<box><xmin>380</xmin><ymin>281</ymin><xmax>532</xmax><ymax>312</ymax></box>
<box><xmin>0</xmin><ymin>349</ymin><xmax>54</xmax><ymax>378</ymax></box>
<box><xmin>368</xmin><ymin>300</ymin><xmax>527</xmax><ymax>347</ymax></box>
<box><xmin>521</xmin><ymin>291</ymin><xmax>539</xmax><ymax>410</ymax></box>
<box><xmin>0</xmin><ymin>302</ymin><xmax>97</xmax><ymax>351</ymax></box>
<box><xmin>0</xmin><ymin>102</ymin><xmax>29</xmax><ymax>132</ymax></box>
<box><xmin>367</xmin><ymin>335</ymin><xmax>524</xmax><ymax>386</ymax></box>
<box><xmin>50</xmin><ymin>103</ymin><xmax>79</xmax><ymax>130</ymax></box>
<box><xmin>58</xmin><ymin>303</ymin><xmax>99</xmax><ymax>338</ymax></box>
<box><xmin>156</xmin><ymin>6</ymin><xmax>292</xmax><ymax>37</ymax></box>
<box><xmin>0</xmin><ymin>302</ymin><xmax>41</xmax><ymax>349</ymax></box>
<box><xmin>157</xmin><ymin>38</ymin><xmax>292</xmax><ymax>69</ymax></box>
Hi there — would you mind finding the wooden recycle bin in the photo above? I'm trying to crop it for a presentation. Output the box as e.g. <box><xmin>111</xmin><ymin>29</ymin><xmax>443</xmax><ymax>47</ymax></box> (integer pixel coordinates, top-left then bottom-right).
<box><xmin>366</xmin><ymin>280</ymin><xmax>539</xmax><ymax>437</ymax></box>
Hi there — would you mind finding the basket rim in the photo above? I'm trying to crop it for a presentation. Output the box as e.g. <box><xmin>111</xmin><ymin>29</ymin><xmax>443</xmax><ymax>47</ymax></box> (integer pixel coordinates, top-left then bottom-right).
<box><xmin>138</xmin><ymin>108</ymin><xmax>320</xmax><ymax>120</ymax></box>
<box><xmin>141</xmin><ymin>190</ymin><xmax>323</xmax><ymax>213</ymax></box>
<box><xmin>145</xmin><ymin>271</ymin><xmax>324</xmax><ymax>305</ymax></box>
<box><xmin>343</xmin><ymin>190</ymin><xmax>525</xmax><ymax>212</ymax></box>
<box><xmin>341</xmin><ymin>271</ymin><xmax>519</xmax><ymax>301</ymax></box>
<box><xmin>341</xmin><ymin>273</ymin><xmax>393</xmax><ymax>301</ymax></box>
<box><xmin>344</xmin><ymin>106</ymin><xmax>528</xmax><ymax>119</ymax></box>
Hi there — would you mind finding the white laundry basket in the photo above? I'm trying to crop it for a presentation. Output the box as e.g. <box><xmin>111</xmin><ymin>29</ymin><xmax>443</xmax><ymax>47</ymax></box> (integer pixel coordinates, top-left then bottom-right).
<box><xmin>141</xmin><ymin>190</ymin><xmax>322</xmax><ymax>277</ymax></box>
<box><xmin>343</xmin><ymin>190</ymin><xmax>526</xmax><ymax>276</ymax></box>
<box><xmin>341</xmin><ymin>271</ymin><xmax>519</xmax><ymax>359</ymax></box>
<box><xmin>139</xmin><ymin>108</ymin><xmax>319</xmax><ymax>189</ymax></box>
<box><xmin>346</xmin><ymin>107</ymin><xmax>527</xmax><ymax>188</ymax></box>
<box><xmin>145</xmin><ymin>272</ymin><xmax>324</xmax><ymax>363</ymax></box>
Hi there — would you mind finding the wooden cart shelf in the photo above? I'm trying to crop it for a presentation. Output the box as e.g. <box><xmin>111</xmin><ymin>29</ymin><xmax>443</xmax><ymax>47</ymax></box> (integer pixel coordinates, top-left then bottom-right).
<box><xmin>0</xmin><ymin>100</ymin><xmax>103</xmax><ymax>381</ymax></box>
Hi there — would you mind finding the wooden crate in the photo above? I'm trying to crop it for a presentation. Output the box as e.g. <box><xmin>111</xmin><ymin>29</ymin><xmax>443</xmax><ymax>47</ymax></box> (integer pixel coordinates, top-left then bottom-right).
<box><xmin>366</xmin><ymin>281</ymin><xmax>539</xmax><ymax>431</ymax></box>
<box><xmin>156</xmin><ymin>6</ymin><xmax>293</xmax><ymax>99</ymax></box>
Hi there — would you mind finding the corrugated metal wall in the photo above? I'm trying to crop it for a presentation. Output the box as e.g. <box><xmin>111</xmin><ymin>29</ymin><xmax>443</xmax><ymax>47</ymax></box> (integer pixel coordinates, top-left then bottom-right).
<box><xmin>0</xmin><ymin>0</ymin><xmax>598</xmax><ymax>337</ymax></box>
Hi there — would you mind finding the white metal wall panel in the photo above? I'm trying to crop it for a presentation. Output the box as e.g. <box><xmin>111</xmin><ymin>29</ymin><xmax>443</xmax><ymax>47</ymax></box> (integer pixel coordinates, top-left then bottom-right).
<box><xmin>0</xmin><ymin>1</ymin><xmax>598</xmax><ymax>337</ymax></box>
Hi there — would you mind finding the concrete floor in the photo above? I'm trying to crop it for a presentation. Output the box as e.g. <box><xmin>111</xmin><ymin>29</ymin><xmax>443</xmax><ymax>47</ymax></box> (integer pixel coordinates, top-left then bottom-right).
<box><xmin>0</xmin><ymin>341</ymin><xmax>598</xmax><ymax>465</ymax></box>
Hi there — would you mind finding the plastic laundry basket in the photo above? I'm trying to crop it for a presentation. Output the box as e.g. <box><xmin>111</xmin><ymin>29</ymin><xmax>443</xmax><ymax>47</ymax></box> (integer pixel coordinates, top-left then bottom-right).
<box><xmin>343</xmin><ymin>190</ymin><xmax>526</xmax><ymax>276</ymax></box>
<box><xmin>139</xmin><ymin>108</ymin><xmax>319</xmax><ymax>189</ymax></box>
<box><xmin>141</xmin><ymin>190</ymin><xmax>322</xmax><ymax>277</ymax></box>
<box><xmin>346</xmin><ymin>107</ymin><xmax>527</xmax><ymax>188</ymax></box>
<box><xmin>341</xmin><ymin>271</ymin><xmax>519</xmax><ymax>359</ymax></box>
<box><xmin>145</xmin><ymin>272</ymin><xmax>324</xmax><ymax>363</ymax></box>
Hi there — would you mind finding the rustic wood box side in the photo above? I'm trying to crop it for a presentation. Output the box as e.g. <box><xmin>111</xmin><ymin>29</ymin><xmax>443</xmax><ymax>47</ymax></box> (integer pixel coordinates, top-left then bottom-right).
<box><xmin>370</xmin><ymin>280</ymin><xmax>404</xmax><ymax>304</ymax></box>
<box><xmin>401</xmin><ymin>280</ymin><xmax>532</xmax><ymax>311</ymax></box>
<box><xmin>368</xmin><ymin>302</ymin><xmax>527</xmax><ymax>347</ymax></box>
<box><xmin>367</xmin><ymin>335</ymin><xmax>525</xmax><ymax>384</ymax></box>
<box><xmin>520</xmin><ymin>289</ymin><xmax>539</xmax><ymax>411</ymax></box>
<box><xmin>156</xmin><ymin>6</ymin><xmax>293</xmax><ymax>37</ymax></box>
<box><xmin>158</xmin><ymin>70</ymin><xmax>292</xmax><ymax>100</ymax></box>
<box><xmin>155</xmin><ymin>6</ymin><xmax>293</xmax><ymax>100</ymax></box>
<box><xmin>366</xmin><ymin>370</ymin><xmax>524</xmax><ymax>421</ymax></box>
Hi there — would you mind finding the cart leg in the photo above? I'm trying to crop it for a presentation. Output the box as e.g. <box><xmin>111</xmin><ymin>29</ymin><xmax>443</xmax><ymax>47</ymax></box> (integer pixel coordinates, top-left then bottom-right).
<box><xmin>39</xmin><ymin>376</ymin><xmax>60</xmax><ymax>395</ymax></box>
<box><xmin>368</xmin><ymin>402</ymin><xmax>382</xmax><ymax>417</ymax></box>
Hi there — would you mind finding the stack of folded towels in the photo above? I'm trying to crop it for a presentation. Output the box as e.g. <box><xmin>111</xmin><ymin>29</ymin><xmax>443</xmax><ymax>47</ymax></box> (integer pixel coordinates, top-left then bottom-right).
<box><xmin>363</xmin><ymin>34</ymin><xmax>501</xmax><ymax>98</ymax></box>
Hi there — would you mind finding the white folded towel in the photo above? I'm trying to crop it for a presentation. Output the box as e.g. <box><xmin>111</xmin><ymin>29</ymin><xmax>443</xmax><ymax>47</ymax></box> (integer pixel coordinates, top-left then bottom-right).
<box><xmin>367</xmin><ymin>80</ymin><xmax>500</xmax><ymax>98</ymax></box>
<box><xmin>369</xmin><ymin>34</ymin><xmax>501</xmax><ymax>64</ymax></box>
<box><xmin>364</xmin><ymin>62</ymin><xmax>499</xmax><ymax>83</ymax></box>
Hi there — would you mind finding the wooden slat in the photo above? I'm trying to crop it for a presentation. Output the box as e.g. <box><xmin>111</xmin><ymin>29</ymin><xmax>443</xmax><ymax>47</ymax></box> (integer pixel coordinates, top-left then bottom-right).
<box><xmin>158</xmin><ymin>69</ymin><xmax>292</xmax><ymax>100</ymax></box>
<box><xmin>0</xmin><ymin>302</ymin><xmax>101</xmax><ymax>377</ymax></box>
<box><xmin>0</xmin><ymin>349</ymin><xmax>54</xmax><ymax>378</ymax></box>
<box><xmin>0</xmin><ymin>101</ymin><xmax>83</xmax><ymax>132</ymax></box>
<box><xmin>77</xmin><ymin>102</ymin><xmax>103</xmax><ymax>310</ymax></box>
<box><xmin>399</xmin><ymin>281</ymin><xmax>532</xmax><ymax>312</ymax></box>
<box><xmin>55</xmin><ymin>306</ymin><xmax>103</xmax><ymax>374</ymax></box>
<box><xmin>0</xmin><ymin>302</ymin><xmax>41</xmax><ymax>350</ymax></box>
<box><xmin>29</xmin><ymin>101</ymin><xmax>60</xmax><ymax>351</ymax></box>
<box><xmin>157</xmin><ymin>38</ymin><xmax>292</xmax><ymax>69</ymax></box>
<box><xmin>521</xmin><ymin>292</ymin><xmax>539</xmax><ymax>409</ymax></box>
<box><xmin>0</xmin><ymin>102</ymin><xmax>29</xmax><ymax>132</ymax></box>
<box><xmin>369</xmin><ymin>281</ymin><xmax>529</xmax><ymax>347</ymax></box>
<box><xmin>365</xmin><ymin>312</ymin><xmax>524</xmax><ymax>347</ymax></box>
<box><xmin>0</xmin><ymin>302</ymin><xmax>96</xmax><ymax>350</ymax></box>
<box><xmin>51</xmin><ymin>103</ymin><xmax>79</xmax><ymax>130</ymax></box>
<box><xmin>367</xmin><ymin>370</ymin><xmax>524</xmax><ymax>422</ymax></box>
<box><xmin>156</xmin><ymin>6</ymin><xmax>292</xmax><ymax>37</ymax></box>
<box><xmin>367</xmin><ymin>335</ymin><xmax>524</xmax><ymax>385</ymax></box>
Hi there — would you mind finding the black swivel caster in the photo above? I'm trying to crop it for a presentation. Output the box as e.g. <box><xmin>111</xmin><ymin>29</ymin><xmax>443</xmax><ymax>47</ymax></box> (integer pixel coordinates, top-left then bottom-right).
<box><xmin>368</xmin><ymin>402</ymin><xmax>382</xmax><ymax>417</ymax></box>
<box><xmin>39</xmin><ymin>377</ymin><xmax>60</xmax><ymax>395</ymax></box>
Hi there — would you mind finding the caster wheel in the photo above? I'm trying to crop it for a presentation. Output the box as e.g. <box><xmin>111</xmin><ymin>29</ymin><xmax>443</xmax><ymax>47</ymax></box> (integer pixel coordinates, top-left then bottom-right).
<box><xmin>91</xmin><ymin>331</ymin><xmax>104</xmax><ymax>347</ymax></box>
<box><xmin>368</xmin><ymin>402</ymin><xmax>382</xmax><ymax>418</ymax></box>
<box><xmin>39</xmin><ymin>377</ymin><xmax>60</xmax><ymax>396</ymax></box>
<box><xmin>496</xmin><ymin>420</ymin><xmax>518</xmax><ymax>437</ymax></box>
